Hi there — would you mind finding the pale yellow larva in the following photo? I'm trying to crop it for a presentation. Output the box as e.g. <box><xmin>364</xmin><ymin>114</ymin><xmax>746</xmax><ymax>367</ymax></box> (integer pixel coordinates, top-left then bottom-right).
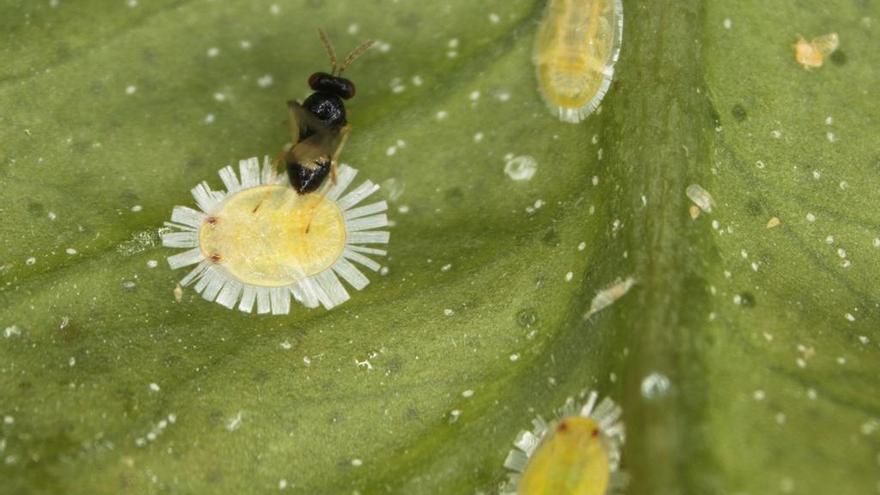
<box><xmin>533</xmin><ymin>0</ymin><xmax>624</xmax><ymax>123</ymax></box>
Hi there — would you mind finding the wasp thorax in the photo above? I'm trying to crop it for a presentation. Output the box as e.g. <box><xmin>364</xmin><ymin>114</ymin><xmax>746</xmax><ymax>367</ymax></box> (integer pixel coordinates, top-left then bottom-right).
<box><xmin>303</xmin><ymin>92</ymin><xmax>347</xmax><ymax>129</ymax></box>
<box><xmin>308</xmin><ymin>72</ymin><xmax>356</xmax><ymax>100</ymax></box>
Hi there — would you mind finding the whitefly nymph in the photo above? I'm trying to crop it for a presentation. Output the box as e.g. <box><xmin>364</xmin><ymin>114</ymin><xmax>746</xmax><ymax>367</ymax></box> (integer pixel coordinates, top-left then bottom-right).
<box><xmin>534</xmin><ymin>0</ymin><xmax>624</xmax><ymax>123</ymax></box>
<box><xmin>162</xmin><ymin>157</ymin><xmax>389</xmax><ymax>314</ymax></box>
<box><xmin>502</xmin><ymin>391</ymin><xmax>626</xmax><ymax>495</ymax></box>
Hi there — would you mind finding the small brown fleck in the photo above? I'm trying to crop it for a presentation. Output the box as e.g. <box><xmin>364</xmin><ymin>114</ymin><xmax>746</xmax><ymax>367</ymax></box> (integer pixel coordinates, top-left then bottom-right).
<box><xmin>173</xmin><ymin>284</ymin><xmax>183</xmax><ymax>302</ymax></box>
<box><xmin>209</xmin><ymin>252</ymin><xmax>222</xmax><ymax>263</ymax></box>
<box><xmin>794</xmin><ymin>33</ymin><xmax>839</xmax><ymax>70</ymax></box>
<box><xmin>556</xmin><ymin>420</ymin><xmax>569</xmax><ymax>433</ymax></box>
<box><xmin>206</xmin><ymin>216</ymin><xmax>218</xmax><ymax>226</ymax></box>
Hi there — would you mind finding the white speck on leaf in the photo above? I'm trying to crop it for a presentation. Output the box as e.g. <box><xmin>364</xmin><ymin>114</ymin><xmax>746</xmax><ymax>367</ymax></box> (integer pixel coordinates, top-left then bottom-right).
<box><xmin>686</xmin><ymin>184</ymin><xmax>714</xmax><ymax>213</ymax></box>
<box><xmin>257</xmin><ymin>74</ymin><xmax>274</xmax><ymax>88</ymax></box>
<box><xmin>4</xmin><ymin>326</ymin><xmax>22</xmax><ymax>338</ymax></box>
<box><xmin>585</xmin><ymin>277</ymin><xmax>636</xmax><ymax>318</ymax></box>
<box><xmin>503</xmin><ymin>155</ymin><xmax>537</xmax><ymax>181</ymax></box>
<box><xmin>641</xmin><ymin>372</ymin><xmax>671</xmax><ymax>399</ymax></box>
<box><xmin>226</xmin><ymin>411</ymin><xmax>243</xmax><ymax>432</ymax></box>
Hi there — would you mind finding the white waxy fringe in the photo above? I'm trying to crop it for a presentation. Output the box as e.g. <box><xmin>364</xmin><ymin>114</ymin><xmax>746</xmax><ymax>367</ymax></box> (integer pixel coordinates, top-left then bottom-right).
<box><xmin>171</xmin><ymin>206</ymin><xmax>205</xmax><ymax>229</ymax></box>
<box><xmin>167</xmin><ymin>248</ymin><xmax>203</xmax><ymax>270</ymax></box>
<box><xmin>219</xmin><ymin>165</ymin><xmax>241</xmax><ymax>193</ymax></box>
<box><xmin>163</xmin><ymin>157</ymin><xmax>390</xmax><ymax>315</ymax></box>
<box><xmin>161</xmin><ymin>231</ymin><xmax>198</xmax><ymax>248</ymax></box>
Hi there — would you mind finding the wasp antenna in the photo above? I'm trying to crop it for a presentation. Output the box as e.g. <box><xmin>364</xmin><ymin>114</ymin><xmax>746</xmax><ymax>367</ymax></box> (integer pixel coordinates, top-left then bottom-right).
<box><xmin>338</xmin><ymin>39</ymin><xmax>375</xmax><ymax>75</ymax></box>
<box><xmin>317</xmin><ymin>28</ymin><xmax>338</xmax><ymax>75</ymax></box>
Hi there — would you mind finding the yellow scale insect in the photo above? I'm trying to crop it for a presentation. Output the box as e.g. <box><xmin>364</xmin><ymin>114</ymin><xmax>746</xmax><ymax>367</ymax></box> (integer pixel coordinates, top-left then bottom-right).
<box><xmin>502</xmin><ymin>391</ymin><xmax>627</xmax><ymax>495</ymax></box>
<box><xmin>533</xmin><ymin>0</ymin><xmax>624</xmax><ymax>123</ymax></box>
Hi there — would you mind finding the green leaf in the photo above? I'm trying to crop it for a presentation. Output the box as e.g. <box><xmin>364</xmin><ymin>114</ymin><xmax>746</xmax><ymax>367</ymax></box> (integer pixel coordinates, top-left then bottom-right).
<box><xmin>1</xmin><ymin>0</ymin><xmax>878</xmax><ymax>494</ymax></box>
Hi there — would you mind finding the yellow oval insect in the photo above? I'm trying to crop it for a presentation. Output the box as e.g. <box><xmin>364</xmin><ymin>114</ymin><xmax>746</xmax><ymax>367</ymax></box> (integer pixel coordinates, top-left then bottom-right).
<box><xmin>518</xmin><ymin>417</ymin><xmax>610</xmax><ymax>495</ymax></box>
<box><xmin>502</xmin><ymin>392</ymin><xmax>626</xmax><ymax>495</ymax></box>
<box><xmin>533</xmin><ymin>0</ymin><xmax>624</xmax><ymax>123</ymax></box>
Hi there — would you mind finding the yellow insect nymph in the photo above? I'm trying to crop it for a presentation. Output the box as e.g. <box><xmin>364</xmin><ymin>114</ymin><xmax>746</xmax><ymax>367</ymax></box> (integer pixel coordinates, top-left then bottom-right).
<box><xmin>502</xmin><ymin>391</ymin><xmax>627</xmax><ymax>495</ymax></box>
<box><xmin>533</xmin><ymin>0</ymin><xmax>624</xmax><ymax>123</ymax></box>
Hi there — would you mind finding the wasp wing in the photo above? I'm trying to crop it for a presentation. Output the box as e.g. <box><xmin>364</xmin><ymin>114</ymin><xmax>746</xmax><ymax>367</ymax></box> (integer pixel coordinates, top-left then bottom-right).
<box><xmin>289</xmin><ymin>126</ymin><xmax>348</xmax><ymax>169</ymax></box>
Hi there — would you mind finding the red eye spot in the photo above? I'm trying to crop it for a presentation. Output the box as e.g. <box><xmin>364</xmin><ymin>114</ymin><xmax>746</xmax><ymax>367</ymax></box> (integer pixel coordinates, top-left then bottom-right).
<box><xmin>206</xmin><ymin>216</ymin><xmax>218</xmax><ymax>226</ymax></box>
<box><xmin>591</xmin><ymin>428</ymin><xmax>600</xmax><ymax>438</ymax></box>
<box><xmin>556</xmin><ymin>421</ymin><xmax>569</xmax><ymax>433</ymax></box>
<box><xmin>209</xmin><ymin>253</ymin><xmax>222</xmax><ymax>263</ymax></box>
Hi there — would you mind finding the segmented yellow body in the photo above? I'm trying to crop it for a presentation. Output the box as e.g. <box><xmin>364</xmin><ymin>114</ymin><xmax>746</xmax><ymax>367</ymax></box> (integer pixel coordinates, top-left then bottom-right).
<box><xmin>534</xmin><ymin>0</ymin><xmax>623</xmax><ymax>123</ymax></box>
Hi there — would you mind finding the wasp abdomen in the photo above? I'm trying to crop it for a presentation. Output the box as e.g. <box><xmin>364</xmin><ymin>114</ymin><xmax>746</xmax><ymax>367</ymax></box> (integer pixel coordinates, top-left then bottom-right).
<box><xmin>287</xmin><ymin>159</ymin><xmax>332</xmax><ymax>194</ymax></box>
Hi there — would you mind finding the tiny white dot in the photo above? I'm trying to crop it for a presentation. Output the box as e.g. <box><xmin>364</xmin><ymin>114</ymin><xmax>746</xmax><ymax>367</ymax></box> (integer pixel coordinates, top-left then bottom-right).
<box><xmin>206</xmin><ymin>47</ymin><xmax>220</xmax><ymax>58</ymax></box>
<box><xmin>257</xmin><ymin>74</ymin><xmax>274</xmax><ymax>88</ymax></box>
<box><xmin>125</xmin><ymin>85</ymin><xmax>137</xmax><ymax>95</ymax></box>
<box><xmin>149</xmin><ymin>383</ymin><xmax>160</xmax><ymax>392</ymax></box>
<box><xmin>147</xmin><ymin>260</ymin><xmax>158</xmax><ymax>268</ymax></box>
<box><xmin>65</xmin><ymin>248</ymin><xmax>77</xmax><ymax>255</ymax></box>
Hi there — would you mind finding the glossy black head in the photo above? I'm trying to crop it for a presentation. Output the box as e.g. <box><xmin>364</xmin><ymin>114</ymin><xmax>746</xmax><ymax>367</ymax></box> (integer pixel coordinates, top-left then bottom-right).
<box><xmin>308</xmin><ymin>72</ymin><xmax>356</xmax><ymax>100</ymax></box>
<box><xmin>303</xmin><ymin>92</ymin><xmax>347</xmax><ymax>129</ymax></box>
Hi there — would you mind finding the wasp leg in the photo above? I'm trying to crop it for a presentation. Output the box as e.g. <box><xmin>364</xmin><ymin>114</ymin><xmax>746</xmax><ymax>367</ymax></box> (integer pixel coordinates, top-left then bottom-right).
<box><xmin>329</xmin><ymin>124</ymin><xmax>351</xmax><ymax>185</ymax></box>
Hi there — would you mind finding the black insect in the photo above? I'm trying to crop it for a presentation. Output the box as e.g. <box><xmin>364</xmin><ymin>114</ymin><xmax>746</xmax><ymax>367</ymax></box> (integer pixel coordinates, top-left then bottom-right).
<box><xmin>280</xmin><ymin>29</ymin><xmax>374</xmax><ymax>195</ymax></box>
